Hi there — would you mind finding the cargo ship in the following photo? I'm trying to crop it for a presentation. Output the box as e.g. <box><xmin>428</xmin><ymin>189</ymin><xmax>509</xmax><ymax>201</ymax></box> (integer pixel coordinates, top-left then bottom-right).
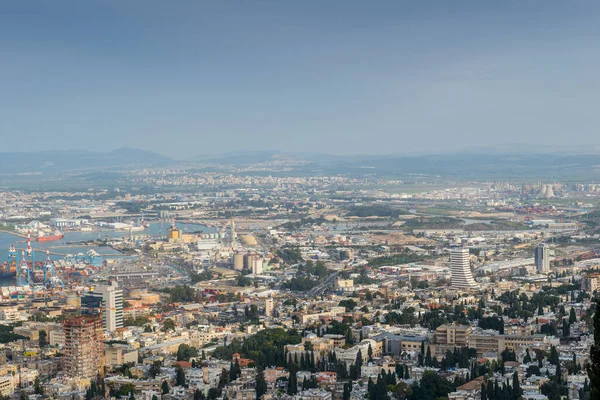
<box><xmin>1</xmin><ymin>245</ymin><xmax>19</xmax><ymax>279</ymax></box>
<box><xmin>37</xmin><ymin>230</ymin><xmax>64</xmax><ymax>242</ymax></box>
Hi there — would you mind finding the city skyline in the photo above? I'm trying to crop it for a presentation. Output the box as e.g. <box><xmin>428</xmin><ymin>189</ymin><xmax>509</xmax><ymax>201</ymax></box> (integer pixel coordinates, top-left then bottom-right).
<box><xmin>3</xmin><ymin>1</ymin><xmax>600</xmax><ymax>158</ymax></box>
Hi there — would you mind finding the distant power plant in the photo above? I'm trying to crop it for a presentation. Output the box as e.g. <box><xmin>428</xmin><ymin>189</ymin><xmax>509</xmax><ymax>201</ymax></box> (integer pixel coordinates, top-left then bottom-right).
<box><xmin>537</xmin><ymin>184</ymin><xmax>555</xmax><ymax>199</ymax></box>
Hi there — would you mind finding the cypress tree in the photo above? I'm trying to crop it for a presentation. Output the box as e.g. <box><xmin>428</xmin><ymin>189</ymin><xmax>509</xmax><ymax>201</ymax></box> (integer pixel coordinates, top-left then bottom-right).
<box><xmin>255</xmin><ymin>367</ymin><xmax>267</xmax><ymax>400</ymax></box>
<box><xmin>425</xmin><ymin>346</ymin><xmax>432</xmax><ymax>367</ymax></box>
<box><xmin>487</xmin><ymin>380</ymin><xmax>495</xmax><ymax>400</ymax></box>
<box><xmin>563</xmin><ymin>319</ymin><xmax>570</xmax><ymax>337</ymax></box>
<box><xmin>355</xmin><ymin>350</ymin><xmax>363</xmax><ymax>377</ymax></box>
<box><xmin>570</xmin><ymin>307</ymin><xmax>577</xmax><ymax>324</ymax></box>
<box><xmin>287</xmin><ymin>369</ymin><xmax>298</xmax><ymax>395</ymax></box>
<box><xmin>512</xmin><ymin>371</ymin><xmax>522</xmax><ymax>400</ymax></box>
<box><xmin>343</xmin><ymin>382</ymin><xmax>351</xmax><ymax>400</ymax></box>
<box><xmin>523</xmin><ymin>349</ymin><xmax>532</xmax><ymax>364</ymax></box>
<box><xmin>367</xmin><ymin>377</ymin><xmax>375</xmax><ymax>398</ymax></box>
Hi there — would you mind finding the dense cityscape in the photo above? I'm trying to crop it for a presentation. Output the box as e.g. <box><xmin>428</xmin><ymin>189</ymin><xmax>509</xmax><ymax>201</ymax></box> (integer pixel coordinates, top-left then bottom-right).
<box><xmin>4</xmin><ymin>2</ymin><xmax>600</xmax><ymax>400</ymax></box>
<box><xmin>0</xmin><ymin>161</ymin><xmax>599</xmax><ymax>400</ymax></box>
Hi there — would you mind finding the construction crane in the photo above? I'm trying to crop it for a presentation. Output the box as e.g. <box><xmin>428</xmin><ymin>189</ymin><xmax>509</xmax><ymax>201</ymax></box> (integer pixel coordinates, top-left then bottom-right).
<box><xmin>17</xmin><ymin>250</ymin><xmax>31</xmax><ymax>286</ymax></box>
<box><xmin>43</xmin><ymin>249</ymin><xmax>55</xmax><ymax>286</ymax></box>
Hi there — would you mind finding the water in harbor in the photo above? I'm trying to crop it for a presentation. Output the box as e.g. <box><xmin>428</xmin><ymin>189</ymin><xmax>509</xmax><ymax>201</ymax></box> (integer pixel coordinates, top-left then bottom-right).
<box><xmin>0</xmin><ymin>222</ymin><xmax>216</xmax><ymax>270</ymax></box>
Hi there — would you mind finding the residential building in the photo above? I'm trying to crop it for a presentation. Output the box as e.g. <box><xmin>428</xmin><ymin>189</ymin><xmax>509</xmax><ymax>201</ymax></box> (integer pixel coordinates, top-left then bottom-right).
<box><xmin>63</xmin><ymin>315</ymin><xmax>104</xmax><ymax>380</ymax></box>
<box><xmin>535</xmin><ymin>244</ymin><xmax>550</xmax><ymax>274</ymax></box>
<box><xmin>82</xmin><ymin>282</ymin><xmax>123</xmax><ymax>333</ymax></box>
<box><xmin>450</xmin><ymin>248</ymin><xmax>477</xmax><ymax>289</ymax></box>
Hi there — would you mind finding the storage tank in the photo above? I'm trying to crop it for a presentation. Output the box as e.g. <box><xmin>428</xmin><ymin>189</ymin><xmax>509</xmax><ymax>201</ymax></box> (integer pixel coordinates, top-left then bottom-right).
<box><xmin>233</xmin><ymin>254</ymin><xmax>244</xmax><ymax>271</ymax></box>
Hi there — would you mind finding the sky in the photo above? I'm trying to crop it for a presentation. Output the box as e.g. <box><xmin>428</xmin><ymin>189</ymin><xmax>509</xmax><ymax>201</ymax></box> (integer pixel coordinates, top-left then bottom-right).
<box><xmin>2</xmin><ymin>1</ymin><xmax>600</xmax><ymax>159</ymax></box>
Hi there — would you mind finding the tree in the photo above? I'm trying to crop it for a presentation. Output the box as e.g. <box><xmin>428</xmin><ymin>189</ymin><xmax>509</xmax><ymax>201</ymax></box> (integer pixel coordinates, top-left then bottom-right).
<box><xmin>288</xmin><ymin>369</ymin><xmax>298</xmax><ymax>395</ymax></box>
<box><xmin>354</xmin><ymin>350</ymin><xmax>363</xmax><ymax>378</ymax></box>
<box><xmin>218</xmin><ymin>367</ymin><xmax>230</xmax><ymax>389</ymax></box>
<box><xmin>194</xmin><ymin>389</ymin><xmax>205</xmax><ymax>400</ymax></box>
<box><xmin>480</xmin><ymin>383</ymin><xmax>487</xmax><ymax>400</ymax></box>
<box><xmin>153</xmin><ymin>396</ymin><xmax>159</xmax><ymax>400</ymax></box>
<box><xmin>148</xmin><ymin>361</ymin><xmax>162</xmax><ymax>378</ymax></box>
<box><xmin>343</xmin><ymin>382</ymin><xmax>352</xmax><ymax>400</ymax></box>
<box><xmin>176</xmin><ymin>366</ymin><xmax>186</xmax><ymax>386</ymax></box>
<box><xmin>487</xmin><ymin>380</ymin><xmax>494</xmax><ymax>400</ymax></box>
<box><xmin>368</xmin><ymin>343</ymin><xmax>374</xmax><ymax>362</ymax></box>
<box><xmin>569</xmin><ymin>307</ymin><xmax>577</xmax><ymax>324</ymax></box>
<box><xmin>34</xmin><ymin>376</ymin><xmax>43</xmax><ymax>395</ymax></box>
<box><xmin>230</xmin><ymin>360</ymin><xmax>241</xmax><ymax>381</ymax></box>
<box><xmin>162</xmin><ymin>318</ymin><xmax>176</xmax><ymax>332</ymax></box>
<box><xmin>161</xmin><ymin>381</ymin><xmax>169</xmax><ymax>395</ymax></box>
<box><xmin>512</xmin><ymin>371</ymin><xmax>522</xmax><ymax>400</ymax></box>
<box><xmin>523</xmin><ymin>349</ymin><xmax>532</xmax><ymax>364</ymax></box>
<box><xmin>119</xmin><ymin>383</ymin><xmax>136</xmax><ymax>396</ymax></box>
<box><xmin>394</xmin><ymin>381</ymin><xmax>412</xmax><ymax>400</ymax></box>
<box><xmin>255</xmin><ymin>367</ymin><xmax>267</xmax><ymax>400</ymax></box>
<box><xmin>38</xmin><ymin>330</ymin><xmax>48</xmax><ymax>348</ymax></box>
<box><xmin>425</xmin><ymin>346</ymin><xmax>432</xmax><ymax>367</ymax></box>
<box><xmin>207</xmin><ymin>388</ymin><xmax>219</xmax><ymax>400</ymax></box>
<box><xmin>177</xmin><ymin>344</ymin><xmax>198</xmax><ymax>361</ymax></box>
<box><xmin>563</xmin><ymin>319</ymin><xmax>570</xmax><ymax>338</ymax></box>
<box><xmin>549</xmin><ymin>346</ymin><xmax>560</xmax><ymax>366</ymax></box>
<box><xmin>410</xmin><ymin>371</ymin><xmax>453</xmax><ymax>400</ymax></box>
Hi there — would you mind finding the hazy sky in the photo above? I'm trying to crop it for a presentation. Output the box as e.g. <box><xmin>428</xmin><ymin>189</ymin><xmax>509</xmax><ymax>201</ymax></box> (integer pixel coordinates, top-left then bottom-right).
<box><xmin>2</xmin><ymin>1</ymin><xmax>600</xmax><ymax>159</ymax></box>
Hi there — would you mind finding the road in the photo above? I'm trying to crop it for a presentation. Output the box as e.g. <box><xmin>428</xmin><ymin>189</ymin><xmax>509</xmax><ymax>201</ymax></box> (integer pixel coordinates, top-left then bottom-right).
<box><xmin>307</xmin><ymin>272</ymin><xmax>338</xmax><ymax>298</ymax></box>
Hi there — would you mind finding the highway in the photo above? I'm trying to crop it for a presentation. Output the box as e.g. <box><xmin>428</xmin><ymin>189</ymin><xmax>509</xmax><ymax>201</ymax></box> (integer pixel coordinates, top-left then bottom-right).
<box><xmin>306</xmin><ymin>272</ymin><xmax>338</xmax><ymax>298</ymax></box>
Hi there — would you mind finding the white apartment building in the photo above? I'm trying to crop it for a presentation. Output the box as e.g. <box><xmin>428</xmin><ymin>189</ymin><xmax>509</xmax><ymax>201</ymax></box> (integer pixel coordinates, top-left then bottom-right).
<box><xmin>450</xmin><ymin>248</ymin><xmax>478</xmax><ymax>289</ymax></box>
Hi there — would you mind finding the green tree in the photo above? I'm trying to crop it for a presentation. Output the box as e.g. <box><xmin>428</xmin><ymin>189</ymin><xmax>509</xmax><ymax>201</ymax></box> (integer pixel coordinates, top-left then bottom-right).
<box><xmin>523</xmin><ymin>349</ymin><xmax>532</xmax><ymax>364</ymax></box>
<box><xmin>425</xmin><ymin>346</ymin><xmax>432</xmax><ymax>367</ymax></box>
<box><xmin>176</xmin><ymin>365</ymin><xmax>186</xmax><ymax>386</ymax></box>
<box><xmin>569</xmin><ymin>307</ymin><xmax>577</xmax><ymax>324</ymax></box>
<box><xmin>162</xmin><ymin>318</ymin><xmax>176</xmax><ymax>332</ymax></box>
<box><xmin>410</xmin><ymin>370</ymin><xmax>453</xmax><ymax>400</ymax></box>
<box><xmin>255</xmin><ymin>367</ymin><xmax>267</xmax><ymax>400</ymax></box>
<box><xmin>34</xmin><ymin>376</ymin><xmax>43</xmax><ymax>395</ymax></box>
<box><xmin>343</xmin><ymin>382</ymin><xmax>352</xmax><ymax>400</ymax></box>
<box><xmin>148</xmin><ymin>361</ymin><xmax>162</xmax><ymax>378</ymax></box>
<box><xmin>193</xmin><ymin>389</ymin><xmax>204</xmax><ymax>400</ymax></box>
<box><xmin>354</xmin><ymin>350</ymin><xmax>363</xmax><ymax>379</ymax></box>
<box><xmin>287</xmin><ymin>369</ymin><xmax>298</xmax><ymax>395</ymax></box>
<box><xmin>38</xmin><ymin>330</ymin><xmax>48</xmax><ymax>348</ymax></box>
<box><xmin>177</xmin><ymin>343</ymin><xmax>198</xmax><ymax>361</ymax></box>
<box><xmin>119</xmin><ymin>383</ymin><xmax>136</xmax><ymax>396</ymax></box>
<box><xmin>161</xmin><ymin>381</ymin><xmax>170</xmax><ymax>395</ymax></box>
<box><xmin>394</xmin><ymin>381</ymin><xmax>412</xmax><ymax>400</ymax></box>
<box><xmin>512</xmin><ymin>371</ymin><xmax>522</xmax><ymax>400</ymax></box>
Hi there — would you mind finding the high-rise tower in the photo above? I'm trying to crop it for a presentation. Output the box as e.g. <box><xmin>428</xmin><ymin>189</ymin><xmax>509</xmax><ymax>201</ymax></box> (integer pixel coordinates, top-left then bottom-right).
<box><xmin>535</xmin><ymin>244</ymin><xmax>550</xmax><ymax>274</ymax></box>
<box><xmin>450</xmin><ymin>247</ymin><xmax>478</xmax><ymax>289</ymax></box>
<box><xmin>63</xmin><ymin>315</ymin><xmax>104</xmax><ymax>379</ymax></box>
<box><xmin>82</xmin><ymin>282</ymin><xmax>123</xmax><ymax>333</ymax></box>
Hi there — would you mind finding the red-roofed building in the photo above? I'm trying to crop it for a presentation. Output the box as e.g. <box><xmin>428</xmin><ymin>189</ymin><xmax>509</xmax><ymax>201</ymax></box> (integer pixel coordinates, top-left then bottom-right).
<box><xmin>173</xmin><ymin>361</ymin><xmax>192</xmax><ymax>369</ymax></box>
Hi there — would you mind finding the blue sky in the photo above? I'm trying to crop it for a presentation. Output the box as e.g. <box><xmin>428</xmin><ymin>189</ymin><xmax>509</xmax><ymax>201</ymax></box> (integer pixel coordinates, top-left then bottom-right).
<box><xmin>2</xmin><ymin>1</ymin><xmax>600</xmax><ymax>158</ymax></box>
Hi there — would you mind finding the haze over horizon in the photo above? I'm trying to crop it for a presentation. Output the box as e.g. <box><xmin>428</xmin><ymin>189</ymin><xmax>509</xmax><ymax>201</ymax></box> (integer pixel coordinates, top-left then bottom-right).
<box><xmin>3</xmin><ymin>1</ymin><xmax>600</xmax><ymax>158</ymax></box>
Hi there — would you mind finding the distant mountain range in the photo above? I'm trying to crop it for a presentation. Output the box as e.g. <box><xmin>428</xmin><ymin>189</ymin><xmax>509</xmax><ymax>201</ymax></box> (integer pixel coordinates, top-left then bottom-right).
<box><xmin>2</xmin><ymin>147</ymin><xmax>600</xmax><ymax>181</ymax></box>
<box><xmin>0</xmin><ymin>147</ymin><xmax>174</xmax><ymax>174</ymax></box>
